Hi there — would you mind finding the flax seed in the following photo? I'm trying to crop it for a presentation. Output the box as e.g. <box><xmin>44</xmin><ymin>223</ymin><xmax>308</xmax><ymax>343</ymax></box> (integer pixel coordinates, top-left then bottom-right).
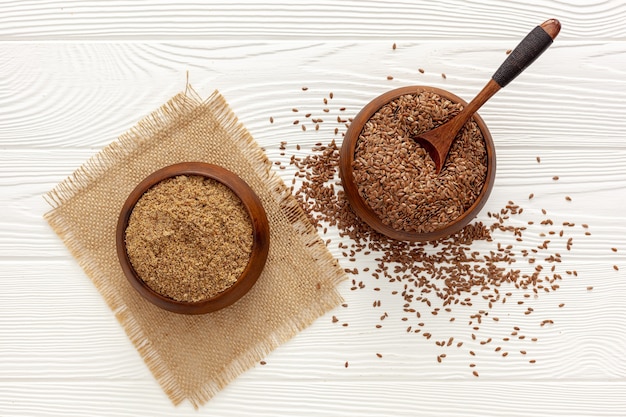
<box><xmin>352</xmin><ymin>90</ymin><xmax>488</xmax><ymax>233</ymax></box>
<box><xmin>283</xmin><ymin>85</ymin><xmax>594</xmax><ymax>373</ymax></box>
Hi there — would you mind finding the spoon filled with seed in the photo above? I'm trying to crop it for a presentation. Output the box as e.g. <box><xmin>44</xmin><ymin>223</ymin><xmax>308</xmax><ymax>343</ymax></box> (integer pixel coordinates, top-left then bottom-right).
<box><xmin>415</xmin><ymin>19</ymin><xmax>561</xmax><ymax>173</ymax></box>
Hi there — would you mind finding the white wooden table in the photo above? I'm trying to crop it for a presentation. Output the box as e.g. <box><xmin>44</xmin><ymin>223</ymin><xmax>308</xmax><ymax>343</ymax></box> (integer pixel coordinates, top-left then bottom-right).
<box><xmin>2</xmin><ymin>1</ymin><xmax>625</xmax><ymax>415</ymax></box>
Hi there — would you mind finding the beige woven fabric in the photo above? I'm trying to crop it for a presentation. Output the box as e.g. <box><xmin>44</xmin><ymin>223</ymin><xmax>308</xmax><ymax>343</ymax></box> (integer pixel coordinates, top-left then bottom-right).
<box><xmin>44</xmin><ymin>88</ymin><xmax>346</xmax><ymax>407</ymax></box>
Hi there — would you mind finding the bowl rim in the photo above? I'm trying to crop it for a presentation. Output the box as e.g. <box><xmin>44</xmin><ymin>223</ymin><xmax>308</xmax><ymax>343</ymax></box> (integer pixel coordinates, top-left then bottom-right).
<box><xmin>116</xmin><ymin>162</ymin><xmax>270</xmax><ymax>314</ymax></box>
<box><xmin>339</xmin><ymin>85</ymin><xmax>496</xmax><ymax>242</ymax></box>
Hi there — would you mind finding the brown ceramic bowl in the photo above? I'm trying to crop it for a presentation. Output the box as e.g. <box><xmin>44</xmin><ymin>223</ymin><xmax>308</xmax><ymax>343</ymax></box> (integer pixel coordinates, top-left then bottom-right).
<box><xmin>339</xmin><ymin>86</ymin><xmax>496</xmax><ymax>242</ymax></box>
<box><xmin>116</xmin><ymin>162</ymin><xmax>270</xmax><ymax>314</ymax></box>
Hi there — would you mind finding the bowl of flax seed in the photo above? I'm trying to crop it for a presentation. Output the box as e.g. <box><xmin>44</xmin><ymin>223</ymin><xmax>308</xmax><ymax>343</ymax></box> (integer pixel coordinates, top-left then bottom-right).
<box><xmin>116</xmin><ymin>162</ymin><xmax>270</xmax><ymax>314</ymax></box>
<box><xmin>339</xmin><ymin>86</ymin><xmax>496</xmax><ymax>241</ymax></box>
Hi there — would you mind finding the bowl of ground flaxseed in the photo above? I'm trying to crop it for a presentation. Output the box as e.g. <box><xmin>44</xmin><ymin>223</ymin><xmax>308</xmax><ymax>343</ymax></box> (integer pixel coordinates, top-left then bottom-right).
<box><xmin>116</xmin><ymin>162</ymin><xmax>270</xmax><ymax>314</ymax></box>
<box><xmin>339</xmin><ymin>86</ymin><xmax>496</xmax><ymax>241</ymax></box>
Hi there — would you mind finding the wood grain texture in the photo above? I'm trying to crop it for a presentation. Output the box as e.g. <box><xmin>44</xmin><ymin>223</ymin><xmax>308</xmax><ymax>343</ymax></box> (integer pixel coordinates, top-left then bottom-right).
<box><xmin>1</xmin><ymin>0</ymin><xmax>625</xmax><ymax>40</ymax></box>
<box><xmin>1</xmin><ymin>0</ymin><xmax>626</xmax><ymax>415</ymax></box>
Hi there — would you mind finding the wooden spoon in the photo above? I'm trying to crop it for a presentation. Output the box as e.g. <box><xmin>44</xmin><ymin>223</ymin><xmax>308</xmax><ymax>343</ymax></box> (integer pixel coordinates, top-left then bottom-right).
<box><xmin>415</xmin><ymin>19</ymin><xmax>561</xmax><ymax>173</ymax></box>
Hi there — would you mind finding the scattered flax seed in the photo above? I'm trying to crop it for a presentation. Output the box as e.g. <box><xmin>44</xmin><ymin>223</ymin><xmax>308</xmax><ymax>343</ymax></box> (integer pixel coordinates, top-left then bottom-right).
<box><xmin>473</xmin><ymin>370</ymin><xmax>479</xmax><ymax>377</ymax></box>
<box><xmin>529</xmin><ymin>193</ymin><xmax>534</xmax><ymax>199</ymax></box>
<box><xmin>552</xmin><ymin>176</ymin><xmax>559</xmax><ymax>181</ymax></box>
<box><xmin>558</xmin><ymin>303</ymin><xmax>565</xmax><ymax>308</ymax></box>
<box><xmin>125</xmin><ymin>175</ymin><xmax>253</xmax><ymax>303</ymax></box>
<box><xmin>565</xmin><ymin>196</ymin><xmax>572</xmax><ymax>201</ymax></box>
<box><xmin>393</xmin><ymin>42</ymin><xmax>397</xmax><ymax>50</ymax></box>
<box><xmin>332</xmin><ymin>316</ymin><xmax>339</xmax><ymax>323</ymax></box>
<box><xmin>536</xmin><ymin>156</ymin><xmax>541</xmax><ymax>163</ymax></box>
<box><xmin>330</xmin><ymin>92</ymin><xmax>334</xmax><ymax>99</ymax></box>
<box><xmin>529</xmin><ymin>359</ymin><xmax>536</xmax><ymax>364</ymax></box>
<box><xmin>614</xmin><ymin>265</ymin><xmax>619</xmax><ymax>271</ymax></box>
<box><xmin>611</xmin><ymin>247</ymin><xmax>618</xmax><ymax>252</ymax></box>
<box><xmin>418</xmin><ymin>68</ymin><xmax>425</xmax><ymax>73</ymax></box>
<box><xmin>506</xmin><ymin>49</ymin><xmax>512</xmax><ymax>54</ymax></box>
<box><xmin>345</xmin><ymin>361</ymin><xmax>349</xmax><ymax>368</ymax></box>
<box><xmin>441</xmin><ymin>73</ymin><xmax>447</xmax><ymax>79</ymax></box>
<box><xmin>302</xmin><ymin>86</ymin><xmax>308</xmax><ymax>91</ymax></box>
<box><xmin>293</xmin><ymin>120</ymin><xmax>299</xmax><ymax>125</ymax></box>
<box><xmin>260</xmin><ymin>361</ymin><xmax>266</xmax><ymax>365</ymax></box>
<box><xmin>282</xmin><ymin>88</ymin><xmax>596</xmax><ymax>373</ymax></box>
<box><xmin>376</xmin><ymin>353</ymin><xmax>383</xmax><ymax>358</ymax></box>
<box><xmin>387</xmin><ymin>75</ymin><xmax>394</xmax><ymax>80</ymax></box>
<box><xmin>587</xmin><ymin>286</ymin><xmax>593</xmax><ymax>291</ymax></box>
<box><xmin>269</xmin><ymin>116</ymin><xmax>274</xmax><ymax>123</ymax></box>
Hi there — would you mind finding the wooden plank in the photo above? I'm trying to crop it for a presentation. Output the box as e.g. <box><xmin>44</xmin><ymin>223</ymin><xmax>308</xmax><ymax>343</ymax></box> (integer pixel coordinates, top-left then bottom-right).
<box><xmin>1</xmin><ymin>0</ymin><xmax>625</xmax><ymax>40</ymax></box>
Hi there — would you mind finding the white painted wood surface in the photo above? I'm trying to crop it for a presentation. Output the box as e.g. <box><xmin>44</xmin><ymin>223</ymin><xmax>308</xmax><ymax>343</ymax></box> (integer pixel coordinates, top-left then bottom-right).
<box><xmin>1</xmin><ymin>1</ymin><xmax>625</xmax><ymax>415</ymax></box>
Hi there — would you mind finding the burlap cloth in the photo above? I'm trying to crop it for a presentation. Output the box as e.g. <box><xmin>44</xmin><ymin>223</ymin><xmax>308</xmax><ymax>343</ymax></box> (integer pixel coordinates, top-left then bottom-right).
<box><xmin>44</xmin><ymin>88</ymin><xmax>346</xmax><ymax>407</ymax></box>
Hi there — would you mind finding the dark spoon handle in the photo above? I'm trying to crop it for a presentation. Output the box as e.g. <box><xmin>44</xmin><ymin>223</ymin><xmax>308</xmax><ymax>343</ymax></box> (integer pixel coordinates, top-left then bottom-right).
<box><xmin>492</xmin><ymin>19</ymin><xmax>560</xmax><ymax>87</ymax></box>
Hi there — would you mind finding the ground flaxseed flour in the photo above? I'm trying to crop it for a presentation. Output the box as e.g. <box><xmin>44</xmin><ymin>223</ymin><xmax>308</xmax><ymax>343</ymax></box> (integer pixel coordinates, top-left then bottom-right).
<box><xmin>125</xmin><ymin>174</ymin><xmax>254</xmax><ymax>303</ymax></box>
<box><xmin>44</xmin><ymin>88</ymin><xmax>346</xmax><ymax>407</ymax></box>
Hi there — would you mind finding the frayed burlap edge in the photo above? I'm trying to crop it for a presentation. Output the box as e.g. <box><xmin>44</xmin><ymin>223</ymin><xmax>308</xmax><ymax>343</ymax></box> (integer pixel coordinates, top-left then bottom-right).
<box><xmin>44</xmin><ymin>87</ymin><xmax>346</xmax><ymax>408</ymax></box>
